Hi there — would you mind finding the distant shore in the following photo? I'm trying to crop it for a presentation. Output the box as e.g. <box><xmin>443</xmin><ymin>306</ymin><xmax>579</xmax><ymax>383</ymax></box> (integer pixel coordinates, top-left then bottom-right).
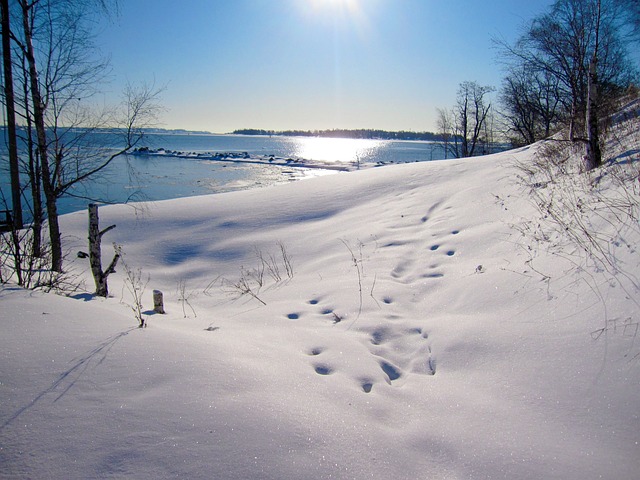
<box><xmin>232</xmin><ymin>128</ymin><xmax>452</xmax><ymax>142</ymax></box>
<box><xmin>0</xmin><ymin>125</ymin><xmax>455</xmax><ymax>142</ymax></box>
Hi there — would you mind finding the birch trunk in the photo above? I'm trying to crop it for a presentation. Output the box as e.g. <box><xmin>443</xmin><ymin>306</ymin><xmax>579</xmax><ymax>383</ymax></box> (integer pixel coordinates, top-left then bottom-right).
<box><xmin>88</xmin><ymin>204</ymin><xmax>119</xmax><ymax>297</ymax></box>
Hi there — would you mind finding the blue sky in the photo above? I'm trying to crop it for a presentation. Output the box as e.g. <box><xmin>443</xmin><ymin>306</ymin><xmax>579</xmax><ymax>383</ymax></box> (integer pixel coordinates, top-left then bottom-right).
<box><xmin>95</xmin><ymin>0</ymin><xmax>555</xmax><ymax>133</ymax></box>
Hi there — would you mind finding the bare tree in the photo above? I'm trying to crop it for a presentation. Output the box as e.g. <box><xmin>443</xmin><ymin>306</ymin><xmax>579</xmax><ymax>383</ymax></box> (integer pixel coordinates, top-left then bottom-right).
<box><xmin>17</xmin><ymin>0</ymin><xmax>64</xmax><ymax>271</ymax></box>
<box><xmin>436</xmin><ymin>107</ymin><xmax>457</xmax><ymax>158</ymax></box>
<box><xmin>499</xmin><ymin>65</ymin><xmax>563</xmax><ymax>146</ymax></box>
<box><xmin>497</xmin><ymin>0</ymin><xmax>635</xmax><ymax>168</ymax></box>
<box><xmin>11</xmin><ymin>0</ymin><xmax>162</xmax><ymax>272</ymax></box>
<box><xmin>454</xmin><ymin>81</ymin><xmax>494</xmax><ymax>158</ymax></box>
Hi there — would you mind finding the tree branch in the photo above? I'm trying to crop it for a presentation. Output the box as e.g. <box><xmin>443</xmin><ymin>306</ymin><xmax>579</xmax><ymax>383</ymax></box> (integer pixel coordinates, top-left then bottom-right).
<box><xmin>99</xmin><ymin>224</ymin><xmax>116</xmax><ymax>238</ymax></box>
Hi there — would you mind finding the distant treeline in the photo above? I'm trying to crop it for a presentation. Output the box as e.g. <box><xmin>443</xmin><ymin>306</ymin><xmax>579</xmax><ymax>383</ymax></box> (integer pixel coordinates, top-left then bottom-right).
<box><xmin>232</xmin><ymin>128</ymin><xmax>449</xmax><ymax>142</ymax></box>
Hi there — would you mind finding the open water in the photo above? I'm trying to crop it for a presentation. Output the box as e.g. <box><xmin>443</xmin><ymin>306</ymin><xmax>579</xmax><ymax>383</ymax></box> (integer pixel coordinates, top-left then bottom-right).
<box><xmin>1</xmin><ymin>132</ymin><xmax>452</xmax><ymax>217</ymax></box>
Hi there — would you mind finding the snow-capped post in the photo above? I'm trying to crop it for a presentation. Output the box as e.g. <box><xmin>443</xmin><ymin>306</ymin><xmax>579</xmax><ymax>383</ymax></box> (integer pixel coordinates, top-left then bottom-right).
<box><xmin>88</xmin><ymin>203</ymin><xmax>120</xmax><ymax>297</ymax></box>
<box><xmin>153</xmin><ymin>290</ymin><xmax>165</xmax><ymax>314</ymax></box>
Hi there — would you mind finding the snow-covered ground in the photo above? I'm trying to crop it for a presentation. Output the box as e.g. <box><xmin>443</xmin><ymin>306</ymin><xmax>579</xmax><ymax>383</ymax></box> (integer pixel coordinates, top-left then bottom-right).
<box><xmin>1</xmin><ymin>119</ymin><xmax>639</xmax><ymax>478</ymax></box>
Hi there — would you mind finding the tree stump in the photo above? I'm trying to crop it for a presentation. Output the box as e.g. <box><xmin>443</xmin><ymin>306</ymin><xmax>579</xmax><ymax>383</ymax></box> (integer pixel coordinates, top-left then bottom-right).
<box><xmin>153</xmin><ymin>290</ymin><xmax>165</xmax><ymax>314</ymax></box>
<box><xmin>88</xmin><ymin>203</ymin><xmax>119</xmax><ymax>297</ymax></box>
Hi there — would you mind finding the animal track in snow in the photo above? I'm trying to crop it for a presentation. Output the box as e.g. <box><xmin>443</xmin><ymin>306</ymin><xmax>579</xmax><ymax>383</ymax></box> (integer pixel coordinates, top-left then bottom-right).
<box><xmin>306</xmin><ymin>324</ymin><xmax>436</xmax><ymax>390</ymax></box>
<box><xmin>364</xmin><ymin>325</ymin><xmax>436</xmax><ymax>385</ymax></box>
<box><xmin>361</xmin><ymin>380</ymin><xmax>374</xmax><ymax>393</ymax></box>
<box><xmin>314</xmin><ymin>364</ymin><xmax>333</xmax><ymax>375</ymax></box>
<box><xmin>380</xmin><ymin>361</ymin><xmax>402</xmax><ymax>382</ymax></box>
<box><xmin>302</xmin><ymin>207</ymin><xmax>452</xmax><ymax>389</ymax></box>
<box><xmin>427</xmin><ymin>349</ymin><xmax>436</xmax><ymax>375</ymax></box>
<box><xmin>300</xmin><ymin>298</ymin><xmax>340</xmax><ymax>323</ymax></box>
<box><xmin>383</xmin><ymin>240</ymin><xmax>410</xmax><ymax>248</ymax></box>
<box><xmin>387</xmin><ymin>227</ymin><xmax>460</xmax><ymax>285</ymax></box>
<box><xmin>420</xmin><ymin>201</ymin><xmax>444</xmax><ymax>224</ymax></box>
<box><xmin>370</xmin><ymin>327</ymin><xmax>391</xmax><ymax>345</ymax></box>
<box><xmin>391</xmin><ymin>259</ymin><xmax>413</xmax><ymax>279</ymax></box>
<box><xmin>422</xmin><ymin>272</ymin><xmax>444</xmax><ymax>279</ymax></box>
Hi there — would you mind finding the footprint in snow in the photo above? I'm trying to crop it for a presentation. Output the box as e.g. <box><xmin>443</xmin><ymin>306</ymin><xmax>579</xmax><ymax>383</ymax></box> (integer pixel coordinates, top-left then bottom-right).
<box><xmin>361</xmin><ymin>380</ymin><xmax>374</xmax><ymax>393</ymax></box>
<box><xmin>314</xmin><ymin>364</ymin><xmax>333</xmax><ymax>375</ymax></box>
<box><xmin>304</xmin><ymin>298</ymin><xmax>341</xmax><ymax>323</ymax></box>
<box><xmin>380</xmin><ymin>361</ymin><xmax>402</xmax><ymax>382</ymax></box>
<box><xmin>422</xmin><ymin>272</ymin><xmax>444</xmax><ymax>279</ymax></box>
<box><xmin>391</xmin><ymin>259</ymin><xmax>413</xmax><ymax>279</ymax></box>
<box><xmin>370</xmin><ymin>327</ymin><xmax>390</xmax><ymax>346</ymax></box>
<box><xmin>366</xmin><ymin>325</ymin><xmax>436</xmax><ymax>384</ymax></box>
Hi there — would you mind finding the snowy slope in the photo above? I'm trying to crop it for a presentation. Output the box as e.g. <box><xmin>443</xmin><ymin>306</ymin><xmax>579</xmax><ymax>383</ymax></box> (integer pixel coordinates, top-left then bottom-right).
<box><xmin>1</xmin><ymin>140</ymin><xmax>639</xmax><ymax>479</ymax></box>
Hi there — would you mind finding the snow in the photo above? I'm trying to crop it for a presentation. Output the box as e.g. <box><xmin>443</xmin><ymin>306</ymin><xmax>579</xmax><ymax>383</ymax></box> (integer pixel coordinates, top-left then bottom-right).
<box><xmin>1</xmin><ymin>133</ymin><xmax>639</xmax><ymax>478</ymax></box>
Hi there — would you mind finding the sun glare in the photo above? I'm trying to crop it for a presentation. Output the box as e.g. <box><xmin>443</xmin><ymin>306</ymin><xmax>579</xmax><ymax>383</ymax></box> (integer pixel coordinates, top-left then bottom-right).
<box><xmin>301</xmin><ymin>0</ymin><xmax>372</xmax><ymax>38</ymax></box>
<box><xmin>312</xmin><ymin>0</ymin><xmax>359</xmax><ymax>8</ymax></box>
<box><xmin>307</xmin><ymin>0</ymin><xmax>364</xmax><ymax>18</ymax></box>
<box><xmin>293</xmin><ymin>137</ymin><xmax>383</xmax><ymax>163</ymax></box>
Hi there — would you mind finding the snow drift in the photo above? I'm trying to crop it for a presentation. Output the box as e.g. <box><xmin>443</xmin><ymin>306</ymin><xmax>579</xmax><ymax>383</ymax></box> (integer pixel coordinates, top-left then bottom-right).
<box><xmin>1</xmin><ymin>121</ymin><xmax>639</xmax><ymax>478</ymax></box>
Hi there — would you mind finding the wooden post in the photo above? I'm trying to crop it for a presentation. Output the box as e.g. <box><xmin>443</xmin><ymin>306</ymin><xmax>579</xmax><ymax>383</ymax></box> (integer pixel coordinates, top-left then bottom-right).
<box><xmin>153</xmin><ymin>290</ymin><xmax>165</xmax><ymax>314</ymax></box>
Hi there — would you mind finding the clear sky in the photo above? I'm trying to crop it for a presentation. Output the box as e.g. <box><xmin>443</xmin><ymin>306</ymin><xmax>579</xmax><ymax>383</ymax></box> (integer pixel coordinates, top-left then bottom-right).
<box><xmin>94</xmin><ymin>0</ymin><xmax>555</xmax><ymax>133</ymax></box>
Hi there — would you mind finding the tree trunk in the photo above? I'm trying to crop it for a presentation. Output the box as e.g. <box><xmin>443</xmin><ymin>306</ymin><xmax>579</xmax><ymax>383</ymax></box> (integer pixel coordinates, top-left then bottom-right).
<box><xmin>585</xmin><ymin>58</ymin><xmax>602</xmax><ymax>171</ymax></box>
<box><xmin>88</xmin><ymin>204</ymin><xmax>104</xmax><ymax>295</ymax></box>
<box><xmin>16</xmin><ymin>49</ymin><xmax>43</xmax><ymax>257</ymax></box>
<box><xmin>88</xmin><ymin>203</ymin><xmax>119</xmax><ymax>297</ymax></box>
<box><xmin>20</xmin><ymin>0</ymin><xmax>63</xmax><ymax>271</ymax></box>
<box><xmin>1</xmin><ymin>0</ymin><xmax>23</xmax><ymax>229</ymax></box>
<box><xmin>25</xmin><ymin>99</ymin><xmax>43</xmax><ymax>257</ymax></box>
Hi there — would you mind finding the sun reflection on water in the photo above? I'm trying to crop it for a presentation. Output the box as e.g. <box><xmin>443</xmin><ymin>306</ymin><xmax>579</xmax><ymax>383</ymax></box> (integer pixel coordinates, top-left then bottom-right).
<box><xmin>292</xmin><ymin>137</ymin><xmax>385</xmax><ymax>164</ymax></box>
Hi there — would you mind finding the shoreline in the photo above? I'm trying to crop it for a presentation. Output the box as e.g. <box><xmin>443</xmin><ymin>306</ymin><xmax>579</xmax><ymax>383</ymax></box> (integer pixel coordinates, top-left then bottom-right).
<box><xmin>129</xmin><ymin>147</ymin><xmax>377</xmax><ymax>172</ymax></box>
